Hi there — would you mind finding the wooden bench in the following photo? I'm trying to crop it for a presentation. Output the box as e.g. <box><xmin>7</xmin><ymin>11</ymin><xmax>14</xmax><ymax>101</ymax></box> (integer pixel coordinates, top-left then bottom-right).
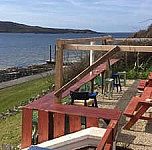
<box><xmin>149</xmin><ymin>72</ymin><xmax>152</xmax><ymax>80</ymax></box>
<box><xmin>138</xmin><ymin>80</ymin><xmax>148</xmax><ymax>91</ymax></box>
<box><xmin>123</xmin><ymin>97</ymin><xmax>142</xmax><ymax>117</ymax></box>
<box><xmin>124</xmin><ymin>73</ymin><xmax>152</xmax><ymax>130</ymax></box>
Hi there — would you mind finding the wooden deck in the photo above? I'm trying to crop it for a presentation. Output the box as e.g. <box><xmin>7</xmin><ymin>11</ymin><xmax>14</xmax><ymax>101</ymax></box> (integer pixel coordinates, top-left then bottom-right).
<box><xmin>22</xmin><ymin>59</ymin><xmax>122</xmax><ymax>149</ymax></box>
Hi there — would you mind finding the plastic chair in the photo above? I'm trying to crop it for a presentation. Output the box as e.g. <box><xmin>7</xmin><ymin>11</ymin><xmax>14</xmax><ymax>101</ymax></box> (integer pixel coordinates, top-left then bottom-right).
<box><xmin>103</xmin><ymin>78</ymin><xmax>114</xmax><ymax>99</ymax></box>
<box><xmin>112</xmin><ymin>73</ymin><xmax>122</xmax><ymax>92</ymax></box>
<box><xmin>118</xmin><ymin>71</ymin><xmax>127</xmax><ymax>86</ymax></box>
<box><xmin>70</xmin><ymin>91</ymin><xmax>98</xmax><ymax>107</ymax></box>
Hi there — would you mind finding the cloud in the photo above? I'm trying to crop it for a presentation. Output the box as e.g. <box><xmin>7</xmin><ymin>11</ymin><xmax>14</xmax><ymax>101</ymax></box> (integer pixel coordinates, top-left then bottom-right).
<box><xmin>0</xmin><ymin>0</ymin><xmax>152</xmax><ymax>32</ymax></box>
<box><xmin>65</xmin><ymin>0</ymin><xmax>81</xmax><ymax>6</ymax></box>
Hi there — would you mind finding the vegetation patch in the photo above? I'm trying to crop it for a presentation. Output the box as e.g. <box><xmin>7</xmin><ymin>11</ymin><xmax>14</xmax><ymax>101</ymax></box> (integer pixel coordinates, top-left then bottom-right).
<box><xmin>0</xmin><ymin>113</ymin><xmax>22</xmax><ymax>149</ymax></box>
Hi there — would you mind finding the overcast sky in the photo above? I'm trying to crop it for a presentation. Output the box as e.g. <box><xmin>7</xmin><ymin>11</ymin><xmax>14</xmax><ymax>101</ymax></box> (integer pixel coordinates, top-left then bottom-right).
<box><xmin>0</xmin><ymin>0</ymin><xmax>152</xmax><ymax>32</ymax></box>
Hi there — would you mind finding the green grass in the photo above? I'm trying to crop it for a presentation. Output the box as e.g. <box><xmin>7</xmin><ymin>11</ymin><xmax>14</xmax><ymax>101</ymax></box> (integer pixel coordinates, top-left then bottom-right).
<box><xmin>0</xmin><ymin>75</ymin><xmax>54</xmax><ymax>113</ymax></box>
<box><xmin>0</xmin><ymin>113</ymin><xmax>22</xmax><ymax>148</ymax></box>
<box><xmin>0</xmin><ymin>75</ymin><xmax>54</xmax><ymax>147</ymax></box>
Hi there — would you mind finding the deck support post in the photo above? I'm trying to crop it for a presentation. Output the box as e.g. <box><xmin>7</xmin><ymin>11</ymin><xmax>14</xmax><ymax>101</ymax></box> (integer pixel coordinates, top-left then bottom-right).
<box><xmin>55</xmin><ymin>40</ymin><xmax>64</xmax><ymax>103</ymax></box>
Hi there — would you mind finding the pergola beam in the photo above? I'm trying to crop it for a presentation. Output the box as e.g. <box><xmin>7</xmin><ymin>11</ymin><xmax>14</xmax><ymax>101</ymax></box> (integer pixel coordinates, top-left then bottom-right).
<box><xmin>114</xmin><ymin>38</ymin><xmax>152</xmax><ymax>41</ymax></box>
<box><xmin>59</xmin><ymin>37</ymin><xmax>152</xmax><ymax>45</ymax></box>
<box><xmin>57</xmin><ymin>36</ymin><xmax>113</xmax><ymax>44</ymax></box>
<box><xmin>63</xmin><ymin>44</ymin><xmax>152</xmax><ymax>52</ymax></box>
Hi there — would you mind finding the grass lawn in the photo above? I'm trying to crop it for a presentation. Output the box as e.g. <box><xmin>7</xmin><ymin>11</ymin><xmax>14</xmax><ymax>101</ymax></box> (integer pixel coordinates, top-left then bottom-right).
<box><xmin>0</xmin><ymin>113</ymin><xmax>22</xmax><ymax>148</ymax></box>
<box><xmin>0</xmin><ymin>75</ymin><xmax>54</xmax><ymax>148</ymax></box>
<box><xmin>0</xmin><ymin>75</ymin><xmax>54</xmax><ymax>113</ymax></box>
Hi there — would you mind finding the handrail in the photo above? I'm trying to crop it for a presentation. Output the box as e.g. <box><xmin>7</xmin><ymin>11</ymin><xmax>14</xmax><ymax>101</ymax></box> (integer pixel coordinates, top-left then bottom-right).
<box><xmin>55</xmin><ymin>46</ymin><xmax>120</xmax><ymax>97</ymax></box>
<box><xmin>96</xmin><ymin>120</ymin><xmax>118</xmax><ymax>150</ymax></box>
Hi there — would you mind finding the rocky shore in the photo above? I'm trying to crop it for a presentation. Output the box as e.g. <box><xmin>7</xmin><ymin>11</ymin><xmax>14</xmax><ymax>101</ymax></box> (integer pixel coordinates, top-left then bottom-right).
<box><xmin>0</xmin><ymin>63</ymin><xmax>54</xmax><ymax>83</ymax></box>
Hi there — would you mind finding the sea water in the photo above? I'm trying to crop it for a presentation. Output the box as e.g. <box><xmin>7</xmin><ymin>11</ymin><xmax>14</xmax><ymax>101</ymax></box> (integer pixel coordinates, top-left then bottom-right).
<box><xmin>0</xmin><ymin>32</ymin><xmax>132</xmax><ymax>69</ymax></box>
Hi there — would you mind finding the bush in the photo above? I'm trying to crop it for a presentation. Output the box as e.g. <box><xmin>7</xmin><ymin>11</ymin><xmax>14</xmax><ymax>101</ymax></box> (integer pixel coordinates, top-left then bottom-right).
<box><xmin>127</xmin><ymin>69</ymin><xmax>150</xmax><ymax>79</ymax></box>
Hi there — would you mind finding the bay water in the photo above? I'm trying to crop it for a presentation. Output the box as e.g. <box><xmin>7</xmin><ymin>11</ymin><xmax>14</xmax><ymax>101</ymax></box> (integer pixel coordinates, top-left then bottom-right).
<box><xmin>0</xmin><ymin>32</ymin><xmax>132</xmax><ymax>69</ymax></box>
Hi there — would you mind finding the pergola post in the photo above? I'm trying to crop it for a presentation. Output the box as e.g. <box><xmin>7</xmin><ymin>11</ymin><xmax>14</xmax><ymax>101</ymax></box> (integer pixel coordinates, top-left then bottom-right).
<box><xmin>90</xmin><ymin>41</ymin><xmax>95</xmax><ymax>92</ymax></box>
<box><xmin>55</xmin><ymin>40</ymin><xmax>64</xmax><ymax>103</ymax></box>
<box><xmin>90</xmin><ymin>41</ymin><xmax>95</xmax><ymax>75</ymax></box>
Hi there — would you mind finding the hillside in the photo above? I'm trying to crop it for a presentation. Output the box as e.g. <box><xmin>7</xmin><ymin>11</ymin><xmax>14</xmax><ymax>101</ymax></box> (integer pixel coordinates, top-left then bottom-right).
<box><xmin>133</xmin><ymin>24</ymin><xmax>152</xmax><ymax>37</ymax></box>
<box><xmin>0</xmin><ymin>21</ymin><xmax>99</xmax><ymax>34</ymax></box>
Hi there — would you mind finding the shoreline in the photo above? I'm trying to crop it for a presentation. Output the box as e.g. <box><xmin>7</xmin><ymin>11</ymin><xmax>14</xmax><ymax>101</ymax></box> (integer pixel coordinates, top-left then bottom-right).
<box><xmin>0</xmin><ymin>63</ymin><xmax>55</xmax><ymax>83</ymax></box>
<box><xmin>0</xmin><ymin>70</ymin><xmax>54</xmax><ymax>90</ymax></box>
<box><xmin>0</xmin><ymin>61</ymin><xmax>52</xmax><ymax>70</ymax></box>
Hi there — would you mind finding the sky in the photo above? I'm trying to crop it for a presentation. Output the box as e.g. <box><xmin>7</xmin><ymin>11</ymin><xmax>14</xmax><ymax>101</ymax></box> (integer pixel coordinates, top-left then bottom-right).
<box><xmin>0</xmin><ymin>0</ymin><xmax>152</xmax><ymax>32</ymax></box>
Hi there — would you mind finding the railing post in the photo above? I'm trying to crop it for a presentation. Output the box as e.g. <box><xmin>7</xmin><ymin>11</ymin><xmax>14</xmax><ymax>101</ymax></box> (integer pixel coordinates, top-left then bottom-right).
<box><xmin>38</xmin><ymin>110</ymin><xmax>49</xmax><ymax>143</ymax></box>
<box><xmin>69</xmin><ymin>115</ymin><xmax>81</xmax><ymax>133</ymax></box>
<box><xmin>86</xmin><ymin>117</ymin><xmax>98</xmax><ymax>128</ymax></box>
<box><xmin>21</xmin><ymin>108</ymin><xmax>33</xmax><ymax>149</ymax></box>
<box><xmin>53</xmin><ymin>113</ymin><xmax>65</xmax><ymax>138</ymax></box>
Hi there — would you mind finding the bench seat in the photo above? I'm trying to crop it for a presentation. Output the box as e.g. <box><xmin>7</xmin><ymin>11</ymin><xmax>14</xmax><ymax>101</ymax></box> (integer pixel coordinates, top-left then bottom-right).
<box><xmin>149</xmin><ymin>72</ymin><xmax>152</xmax><ymax>80</ymax></box>
<box><xmin>138</xmin><ymin>80</ymin><xmax>148</xmax><ymax>91</ymax></box>
<box><xmin>123</xmin><ymin>97</ymin><xmax>142</xmax><ymax>117</ymax></box>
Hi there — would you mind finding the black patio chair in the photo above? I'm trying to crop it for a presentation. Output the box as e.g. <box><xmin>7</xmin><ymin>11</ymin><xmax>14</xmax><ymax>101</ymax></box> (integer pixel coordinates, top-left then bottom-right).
<box><xmin>70</xmin><ymin>91</ymin><xmax>98</xmax><ymax>107</ymax></box>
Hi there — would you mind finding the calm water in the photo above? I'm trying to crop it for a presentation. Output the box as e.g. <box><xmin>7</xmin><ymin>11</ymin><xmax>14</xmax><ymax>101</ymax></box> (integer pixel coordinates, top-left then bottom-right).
<box><xmin>0</xmin><ymin>32</ymin><xmax>132</xmax><ymax>69</ymax></box>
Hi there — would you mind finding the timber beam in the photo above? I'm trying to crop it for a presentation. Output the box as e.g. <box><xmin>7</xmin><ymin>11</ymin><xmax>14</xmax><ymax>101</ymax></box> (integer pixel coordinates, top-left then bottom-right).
<box><xmin>114</xmin><ymin>38</ymin><xmax>152</xmax><ymax>41</ymax></box>
<box><xmin>57</xmin><ymin>36</ymin><xmax>113</xmax><ymax>44</ymax></box>
<box><xmin>63</xmin><ymin>44</ymin><xmax>152</xmax><ymax>52</ymax></box>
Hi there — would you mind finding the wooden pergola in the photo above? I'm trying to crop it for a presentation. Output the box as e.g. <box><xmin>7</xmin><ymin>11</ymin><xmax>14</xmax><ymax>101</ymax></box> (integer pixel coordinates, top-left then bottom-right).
<box><xmin>54</xmin><ymin>36</ymin><xmax>152</xmax><ymax>102</ymax></box>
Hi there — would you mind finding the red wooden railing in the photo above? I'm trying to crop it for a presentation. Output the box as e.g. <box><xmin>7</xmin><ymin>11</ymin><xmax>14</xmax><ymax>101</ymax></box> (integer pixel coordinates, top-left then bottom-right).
<box><xmin>22</xmin><ymin>103</ymin><xmax>121</xmax><ymax>149</ymax></box>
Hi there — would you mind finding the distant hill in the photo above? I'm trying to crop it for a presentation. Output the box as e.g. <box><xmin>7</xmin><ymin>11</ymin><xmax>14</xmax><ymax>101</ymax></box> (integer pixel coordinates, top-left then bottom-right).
<box><xmin>133</xmin><ymin>24</ymin><xmax>152</xmax><ymax>37</ymax></box>
<box><xmin>0</xmin><ymin>21</ymin><xmax>99</xmax><ymax>34</ymax></box>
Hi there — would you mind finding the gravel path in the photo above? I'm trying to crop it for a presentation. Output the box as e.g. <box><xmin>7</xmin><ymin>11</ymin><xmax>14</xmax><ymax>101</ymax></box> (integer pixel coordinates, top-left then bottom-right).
<box><xmin>97</xmin><ymin>80</ymin><xmax>152</xmax><ymax>150</ymax></box>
